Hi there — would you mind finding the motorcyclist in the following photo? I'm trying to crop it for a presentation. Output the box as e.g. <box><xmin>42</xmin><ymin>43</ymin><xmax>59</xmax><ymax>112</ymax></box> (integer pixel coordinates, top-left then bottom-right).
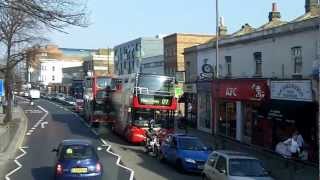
<box><xmin>146</xmin><ymin>118</ymin><xmax>159</xmax><ymax>155</ymax></box>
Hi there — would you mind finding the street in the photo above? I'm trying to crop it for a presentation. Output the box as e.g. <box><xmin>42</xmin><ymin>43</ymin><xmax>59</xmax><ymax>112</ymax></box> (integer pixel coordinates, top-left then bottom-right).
<box><xmin>5</xmin><ymin>98</ymin><xmax>201</xmax><ymax>180</ymax></box>
<box><xmin>98</xmin><ymin>125</ymin><xmax>200</xmax><ymax>180</ymax></box>
<box><xmin>5</xmin><ymin>98</ymin><xmax>131</xmax><ymax>180</ymax></box>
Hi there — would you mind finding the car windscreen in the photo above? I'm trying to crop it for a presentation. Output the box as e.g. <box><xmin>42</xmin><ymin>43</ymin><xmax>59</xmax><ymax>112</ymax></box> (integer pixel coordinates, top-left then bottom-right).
<box><xmin>60</xmin><ymin>145</ymin><xmax>97</xmax><ymax>160</ymax></box>
<box><xmin>178</xmin><ymin>138</ymin><xmax>206</xmax><ymax>151</ymax></box>
<box><xmin>229</xmin><ymin>159</ymin><xmax>269</xmax><ymax>177</ymax></box>
<box><xmin>65</xmin><ymin>97</ymin><xmax>75</xmax><ymax>101</ymax></box>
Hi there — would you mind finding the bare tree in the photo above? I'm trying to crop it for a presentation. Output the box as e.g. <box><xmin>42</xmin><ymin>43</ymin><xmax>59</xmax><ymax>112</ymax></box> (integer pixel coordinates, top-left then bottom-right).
<box><xmin>0</xmin><ymin>0</ymin><xmax>88</xmax><ymax>124</ymax></box>
<box><xmin>0</xmin><ymin>0</ymin><xmax>89</xmax><ymax>31</ymax></box>
<box><xmin>0</xmin><ymin>5</ymin><xmax>46</xmax><ymax>124</ymax></box>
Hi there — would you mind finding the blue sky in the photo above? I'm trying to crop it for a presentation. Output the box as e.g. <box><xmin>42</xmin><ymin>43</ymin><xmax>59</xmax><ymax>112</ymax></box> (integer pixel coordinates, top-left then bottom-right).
<box><xmin>49</xmin><ymin>0</ymin><xmax>305</xmax><ymax>49</ymax></box>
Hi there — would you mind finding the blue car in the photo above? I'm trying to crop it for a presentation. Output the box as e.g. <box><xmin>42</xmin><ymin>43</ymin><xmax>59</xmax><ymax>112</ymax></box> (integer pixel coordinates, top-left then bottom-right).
<box><xmin>52</xmin><ymin>139</ymin><xmax>103</xmax><ymax>180</ymax></box>
<box><xmin>158</xmin><ymin>133</ymin><xmax>213</xmax><ymax>173</ymax></box>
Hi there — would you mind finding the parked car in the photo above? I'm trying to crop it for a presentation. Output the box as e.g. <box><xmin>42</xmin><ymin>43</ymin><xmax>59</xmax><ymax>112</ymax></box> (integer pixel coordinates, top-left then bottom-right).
<box><xmin>54</xmin><ymin>93</ymin><xmax>66</xmax><ymax>102</ymax></box>
<box><xmin>202</xmin><ymin>150</ymin><xmax>274</xmax><ymax>180</ymax></box>
<box><xmin>63</xmin><ymin>96</ymin><xmax>76</xmax><ymax>106</ymax></box>
<box><xmin>19</xmin><ymin>91</ymin><xmax>24</xmax><ymax>96</ymax></box>
<box><xmin>47</xmin><ymin>94</ymin><xmax>56</xmax><ymax>100</ymax></box>
<box><xmin>75</xmin><ymin>99</ymin><xmax>84</xmax><ymax>113</ymax></box>
<box><xmin>29</xmin><ymin>89</ymin><xmax>40</xmax><ymax>99</ymax></box>
<box><xmin>23</xmin><ymin>91</ymin><xmax>29</xmax><ymax>97</ymax></box>
<box><xmin>52</xmin><ymin>139</ymin><xmax>103</xmax><ymax>180</ymax></box>
<box><xmin>158</xmin><ymin>133</ymin><xmax>213</xmax><ymax>173</ymax></box>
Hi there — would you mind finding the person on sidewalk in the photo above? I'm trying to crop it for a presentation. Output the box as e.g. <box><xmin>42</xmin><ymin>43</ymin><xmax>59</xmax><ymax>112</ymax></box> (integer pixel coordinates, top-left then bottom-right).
<box><xmin>283</xmin><ymin>133</ymin><xmax>300</xmax><ymax>159</ymax></box>
<box><xmin>294</xmin><ymin>130</ymin><xmax>304</xmax><ymax>150</ymax></box>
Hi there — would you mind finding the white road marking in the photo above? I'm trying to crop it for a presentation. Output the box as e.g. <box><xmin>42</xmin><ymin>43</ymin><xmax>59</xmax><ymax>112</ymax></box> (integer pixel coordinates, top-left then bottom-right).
<box><xmin>72</xmin><ymin>112</ymin><xmax>135</xmax><ymax>179</ymax></box>
<box><xmin>5</xmin><ymin>147</ymin><xmax>28</xmax><ymax>180</ymax></box>
<box><xmin>24</xmin><ymin>109</ymin><xmax>42</xmax><ymax>114</ymax></box>
<box><xmin>40</xmin><ymin>121</ymin><xmax>48</xmax><ymax>128</ymax></box>
<box><xmin>26</xmin><ymin>106</ymin><xmax>49</xmax><ymax>136</ymax></box>
<box><xmin>91</xmin><ymin>129</ymin><xmax>99</xmax><ymax>136</ymax></box>
<box><xmin>100</xmin><ymin>138</ymin><xmax>135</xmax><ymax>180</ymax></box>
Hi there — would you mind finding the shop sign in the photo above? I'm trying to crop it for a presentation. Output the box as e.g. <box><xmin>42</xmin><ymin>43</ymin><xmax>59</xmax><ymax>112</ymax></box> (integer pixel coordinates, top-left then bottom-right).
<box><xmin>216</xmin><ymin>80</ymin><xmax>267</xmax><ymax>101</ymax></box>
<box><xmin>270</xmin><ymin>80</ymin><xmax>313</xmax><ymax>102</ymax></box>
<box><xmin>199</xmin><ymin>63</ymin><xmax>214</xmax><ymax>80</ymax></box>
<box><xmin>175</xmin><ymin>87</ymin><xmax>183</xmax><ymax>98</ymax></box>
<box><xmin>183</xmin><ymin>83</ymin><xmax>197</xmax><ymax>93</ymax></box>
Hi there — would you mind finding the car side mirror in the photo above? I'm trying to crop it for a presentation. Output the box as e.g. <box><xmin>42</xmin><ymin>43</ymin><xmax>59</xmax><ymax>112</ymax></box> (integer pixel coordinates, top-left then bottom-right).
<box><xmin>219</xmin><ymin>169</ymin><xmax>226</xmax><ymax>174</ymax></box>
<box><xmin>52</xmin><ymin>148</ymin><xmax>58</xmax><ymax>152</ymax></box>
<box><xmin>208</xmin><ymin>159</ymin><xmax>215</xmax><ymax>166</ymax></box>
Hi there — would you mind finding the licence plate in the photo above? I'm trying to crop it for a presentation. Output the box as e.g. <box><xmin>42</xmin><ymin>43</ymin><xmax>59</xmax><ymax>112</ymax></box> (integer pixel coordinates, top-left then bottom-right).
<box><xmin>71</xmin><ymin>168</ymin><xmax>88</xmax><ymax>174</ymax></box>
<box><xmin>198</xmin><ymin>165</ymin><xmax>204</xmax><ymax>169</ymax></box>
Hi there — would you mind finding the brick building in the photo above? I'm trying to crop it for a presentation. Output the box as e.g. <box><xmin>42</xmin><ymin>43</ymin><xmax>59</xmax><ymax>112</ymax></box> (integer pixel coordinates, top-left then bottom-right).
<box><xmin>163</xmin><ymin>33</ymin><xmax>214</xmax><ymax>77</ymax></box>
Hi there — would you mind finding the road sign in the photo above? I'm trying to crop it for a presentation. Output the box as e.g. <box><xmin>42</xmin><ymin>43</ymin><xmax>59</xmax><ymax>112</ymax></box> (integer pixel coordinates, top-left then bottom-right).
<box><xmin>175</xmin><ymin>87</ymin><xmax>183</xmax><ymax>98</ymax></box>
<box><xmin>0</xmin><ymin>79</ymin><xmax>4</xmax><ymax>96</ymax></box>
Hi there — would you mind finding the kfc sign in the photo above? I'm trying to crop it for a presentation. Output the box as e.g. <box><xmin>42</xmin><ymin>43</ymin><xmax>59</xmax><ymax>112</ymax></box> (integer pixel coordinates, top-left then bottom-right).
<box><xmin>216</xmin><ymin>80</ymin><xmax>268</xmax><ymax>101</ymax></box>
<box><xmin>225</xmin><ymin>88</ymin><xmax>237</xmax><ymax>97</ymax></box>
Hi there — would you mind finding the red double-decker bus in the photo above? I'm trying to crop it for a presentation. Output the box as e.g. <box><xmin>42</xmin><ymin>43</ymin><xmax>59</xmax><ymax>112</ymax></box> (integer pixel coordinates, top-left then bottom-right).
<box><xmin>111</xmin><ymin>73</ymin><xmax>177</xmax><ymax>144</ymax></box>
<box><xmin>83</xmin><ymin>75</ymin><xmax>114</xmax><ymax>127</ymax></box>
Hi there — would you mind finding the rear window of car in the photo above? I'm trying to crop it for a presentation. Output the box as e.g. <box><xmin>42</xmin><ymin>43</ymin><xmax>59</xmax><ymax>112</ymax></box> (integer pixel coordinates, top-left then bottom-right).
<box><xmin>229</xmin><ymin>158</ymin><xmax>269</xmax><ymax>177</ymax></box>
<box><xmin>60</xmin><ymin>145</ymin><xmax>97</xmax><ymax>160</ymax></box>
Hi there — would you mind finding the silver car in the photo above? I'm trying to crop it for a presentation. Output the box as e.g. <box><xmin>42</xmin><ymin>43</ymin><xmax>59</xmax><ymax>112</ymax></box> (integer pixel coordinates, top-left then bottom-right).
<box><xmin>202</xmin><ymin>150</ymin><xmax>274</xmax><ymax>180</ymax></box>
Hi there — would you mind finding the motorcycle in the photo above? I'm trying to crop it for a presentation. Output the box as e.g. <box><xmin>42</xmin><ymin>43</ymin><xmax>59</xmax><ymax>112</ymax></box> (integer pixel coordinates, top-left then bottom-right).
<box><xmin>144</xmin><ymin>129</ymin><xmax>160</xmax><ymax>157</ymax></box>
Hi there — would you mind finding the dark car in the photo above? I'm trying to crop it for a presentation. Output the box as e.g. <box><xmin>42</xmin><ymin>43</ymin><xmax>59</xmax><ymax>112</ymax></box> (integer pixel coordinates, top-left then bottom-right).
<box><xmin>52</xmin><ymin>139</ymin><xmax>103</xmax><ymax>180</ymax></box>
<box><xmin>63</xmin><ymin>96</ymin><xmax>76</xmax><ymax>106</ymax></box>
<box><xmin>158</xmin><ymin>133</ymin><xmax>213</xmax><ymax>173</ymax></box>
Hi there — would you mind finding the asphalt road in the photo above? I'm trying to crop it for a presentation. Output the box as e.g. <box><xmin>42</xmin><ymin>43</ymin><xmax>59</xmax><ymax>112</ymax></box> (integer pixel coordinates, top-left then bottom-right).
<box><xmin>5</xmin><ymin>98</ymin><xmax>131</xmax><ymax>180</ymax></box>
<box><xmin>97</xmin><ymin>125</ymin><xmax>201</xmax><ymax>180</ymax></box>
<box><xmin>5</xmin><ymin>98</ymin><xmax>201</xmax><ymax>180</ymax></box>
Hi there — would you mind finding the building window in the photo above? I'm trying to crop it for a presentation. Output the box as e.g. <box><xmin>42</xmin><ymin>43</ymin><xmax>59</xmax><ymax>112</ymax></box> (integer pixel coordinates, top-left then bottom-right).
<box><xmin>225</xmin><ymin>56</ymin><xmax>232</xmax><ymax>76</ymax></box>
<box><xmin>52</xmin><ymin>66</ymin><xmax>55</xmax><ymax>72</ymax></box>
<box><xmin>52</xmin><ymin>75</ymin><xmax>55</xmax><ymax>81</ymax></box>
<box><xmin>253</xmin><ymin>52</ymin><xmax>262</xmax><ymax>76</ymax></box>
<box><xmin>291</xmin><ymin>46</ymin><xmax>302</xmax><ymax>74</ymax></box>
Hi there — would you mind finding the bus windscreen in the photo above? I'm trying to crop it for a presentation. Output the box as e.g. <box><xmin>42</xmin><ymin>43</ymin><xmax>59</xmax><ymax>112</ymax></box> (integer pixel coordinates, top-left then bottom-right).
<box><xmin>138</xmin><ymin>76</ymin><xmax>174</xmax><ymax>93</ymax></box>
<box><xmin>96</xmin><ymin>77</ymin><xmax>112</xmax><ymax>89</ymax></box>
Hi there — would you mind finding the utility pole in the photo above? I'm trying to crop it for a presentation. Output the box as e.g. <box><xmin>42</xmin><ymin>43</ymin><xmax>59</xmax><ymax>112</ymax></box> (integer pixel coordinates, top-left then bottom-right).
<box><xmin>107</xmin><ymin>48</ymin><xmax>110</xmax><ymax>75</ymax></box>
<box><xmin>215</xmin><ymin>0</ymin><xmax>219</xmax><ymax>78</ymax></box>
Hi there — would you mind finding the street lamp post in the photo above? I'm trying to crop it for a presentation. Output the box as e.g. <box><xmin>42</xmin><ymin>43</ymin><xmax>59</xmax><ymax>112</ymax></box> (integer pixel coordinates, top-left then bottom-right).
<box><xmin>215</xmin><ymin>0</ymin><xmax>219</xmax><ymax>78</ymax></box>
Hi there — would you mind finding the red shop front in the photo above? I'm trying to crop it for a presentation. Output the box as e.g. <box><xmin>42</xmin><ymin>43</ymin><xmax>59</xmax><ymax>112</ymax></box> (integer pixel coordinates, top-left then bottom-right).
<box><xmin>212</xmin><ymin>79</ymin><xmax>269</xmax><ymax>144</ymax></box>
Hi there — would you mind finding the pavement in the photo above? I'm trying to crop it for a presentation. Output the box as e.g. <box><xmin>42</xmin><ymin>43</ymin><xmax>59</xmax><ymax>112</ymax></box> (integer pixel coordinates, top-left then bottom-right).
<box><xmin>0</xmin><ymin>105</ymin><xmax>28</xmax><ymax>179</ymax></box>
<box><xmin>3</xmin><ymin>98</ymin><xmax>132</xmax><ymax>180</ymax></box>
<box><xmin>176</xmin><ymin>126</ymin><xmax>318</xmax><ymax>180</ymax></box>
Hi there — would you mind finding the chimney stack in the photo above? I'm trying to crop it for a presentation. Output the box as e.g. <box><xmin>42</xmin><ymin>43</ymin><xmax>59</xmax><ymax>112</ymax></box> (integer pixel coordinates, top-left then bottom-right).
<box><xmin>218</xmin><ymin>16</ymin><xmax>228</xmax><ymax>36</ymax></box>
<box><xmin>269</xmin><ymin>3</ymin><xmax>281</xmax><ymax>22</ymax></box>
<box><xmin>305</xmin><ymin>0</ymin><xmax>320</xmax><ymax>14</ymax></box>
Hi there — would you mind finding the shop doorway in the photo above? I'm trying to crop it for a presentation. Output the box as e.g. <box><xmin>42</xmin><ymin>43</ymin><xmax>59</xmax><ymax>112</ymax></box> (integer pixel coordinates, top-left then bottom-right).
<box><xmin>217</xmin><ymin>101</ymin><xmax>236</xmax><ymax>139</ymax></box>
<box><xmin>197</xmin><ymin>92</ymin><xmax>212</xmax><ymax>133</ymax></box>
